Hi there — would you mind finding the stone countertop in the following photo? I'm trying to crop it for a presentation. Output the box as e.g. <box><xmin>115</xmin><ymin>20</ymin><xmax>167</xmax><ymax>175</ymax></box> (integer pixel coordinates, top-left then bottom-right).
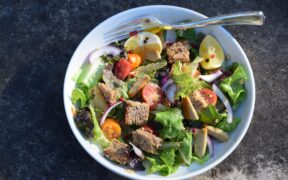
<box><xmin>0</xmin><ymin>1</ymin><xmax>287</xmax><ymax>179</ymax></box>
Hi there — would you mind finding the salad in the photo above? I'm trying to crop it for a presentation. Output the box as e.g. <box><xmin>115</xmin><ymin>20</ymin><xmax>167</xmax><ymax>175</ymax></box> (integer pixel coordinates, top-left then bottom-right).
<box><xmin>71</xmin><ymin>27</ymin><xmax>248</xmax><ymax>176</ymax></box>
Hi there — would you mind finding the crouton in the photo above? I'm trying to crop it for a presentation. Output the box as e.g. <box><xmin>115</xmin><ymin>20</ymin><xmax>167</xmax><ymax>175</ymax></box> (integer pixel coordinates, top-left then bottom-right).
<box><xmin>167</xmin><ymin>41</ymin><xmax>190</xmax><ymax>63</ymax></box>
<box><xmin>132</xmin><ymin>128</ymin><xmax>163</xmax><ymax>154</ymax></box>
<box><xmin>189</xmin><ymin>90</ymin><xmax>208</xmax><ymax>112</ymax></box>
<box><xmin>98</xmin><ymin>83</ymin><xmax>118</xmax><ymax>104</ymax></box>
<box><xmin>103</xmin><ymin>139</ymin><xmax>130</xmax><ymax>164</ymax></box>
<box><xmin>124</xmin><ymin>100</ymin><xmax>149</xmax><ymax>126</ymax></box>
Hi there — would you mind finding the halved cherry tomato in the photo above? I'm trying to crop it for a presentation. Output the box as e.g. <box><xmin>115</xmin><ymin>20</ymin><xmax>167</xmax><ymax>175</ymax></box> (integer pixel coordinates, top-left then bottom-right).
<box><xmin>142</xmin><ymin>83</ymin><xmax>163</xmax><ymax>109</ymax></box>
<box><xmin>101</xmin><ymin>118</ymin><xmax>121</xmax><ymax>140</ymax></box>
<box><xmin>199</xmin><ymin>88</ymin><xmax>217</xmax><ymax>105</ymax></box>
<box><xmin>128</xmin><ymin>54</ymin><xmax>142</xmax><ymax>69</ymax></box>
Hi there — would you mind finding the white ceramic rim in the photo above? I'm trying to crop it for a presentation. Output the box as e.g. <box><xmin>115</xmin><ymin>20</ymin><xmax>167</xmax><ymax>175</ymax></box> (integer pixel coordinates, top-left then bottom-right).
<box><xmin>63</xmin><ymin>5</ymin><xmax>255</xmax><ymax>180</ymax></box>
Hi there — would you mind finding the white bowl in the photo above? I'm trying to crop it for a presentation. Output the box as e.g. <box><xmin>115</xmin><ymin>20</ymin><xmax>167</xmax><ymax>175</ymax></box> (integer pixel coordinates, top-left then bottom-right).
<box><xmin>63</xmin><ymin>5</ymin><xmax>255</xmax><ymax>180</ymax></box>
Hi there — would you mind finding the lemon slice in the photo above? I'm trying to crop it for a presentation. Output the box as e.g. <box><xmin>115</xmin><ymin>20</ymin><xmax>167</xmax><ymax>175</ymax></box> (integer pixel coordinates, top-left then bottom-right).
<box><xmin>199</xmin><ymin>35</ymin><xmax>225</xmax><ymax>70</ymax></box>
<box><xmin>124</xmin><ymin>32</ymin><xmax>162</xmax><ymax>61</ymax></box>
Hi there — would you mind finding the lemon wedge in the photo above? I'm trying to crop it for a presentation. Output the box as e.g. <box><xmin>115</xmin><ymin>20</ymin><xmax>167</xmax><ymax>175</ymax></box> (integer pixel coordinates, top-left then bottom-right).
<box><xmin>124</xmin><ymin>32</ymin><xmax>162</xmax><ymax>62</ymax></box>
<box><xmin>199</xmin><ymin>35</ymin><xmax>225</xmax><ymax>70</ymax></box>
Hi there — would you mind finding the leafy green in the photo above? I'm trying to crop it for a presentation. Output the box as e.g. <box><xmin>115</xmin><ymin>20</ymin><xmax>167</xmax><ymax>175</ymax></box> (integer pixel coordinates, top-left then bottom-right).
<box><xmin>177</xmin><ymin>131</ymin><xmax>193</xmax><ymax>165</ymax></box>
<box><xmin>76</xmin><ymin>60</ymin><xmax>105</xmax><ymax>90</ymax></box>
<box><xmin>102</xmin><ymin>64</ymin><xmax>129</xmax><ymax>99</ymax></box>
<box><xmin>220</xmin><ymin>63</ymin><xmax>248</xmax><ymax>106</ymax></box>
<box><xmin>144</xmin><ymin>148</ymin><xmax>178</xmax><ymax>176</ymax></box>
<box><xmin>100</xmin><ymin>54</ymin><xmax>121</xmax><ymax>64</ymax></box>
<box><xmin>134</xmin><ymin>60</ymin><xmax>167</xmax><ymax>76</ymax></box>
<box><xmin>192</xmin><ymin>152</ymin><xmax>210</xmax><ymax>165</ymax></box>
<box><xmin>171</xmin><ymin>61</ymin><xmax>209</xmax><ymax>99</ymax></box>
<box><xmin>190</xmin><ymin>47</ymin><xmax>199</xmax><ymax>59</ymax></box>
<box><xmin>71</xmin><ymin>88</ymin><xmax>87</xmax><ymax>108</ymax></box>
<box><xmin>144</xmin><ymin>131</ymin><xmax>193</xmax><ymax>175</ymax></box>
<box><xmin>199</xmin><ymin>105</ymin><xmax>226</xmax><ymax>125</ymax></box>
<box><xmin>217</xmin><ymin>117</ymin><xmax>241</xmax><ymax>132</ymax></box>
<box><xmin>175</xmin><ymin>28</ymin><xmax>205</xmax><ymax>47</ymax></box>
<box><xmin>182</xmin><ymin>56</ymin><xmax>204</xmax><ymax>75</ymax></box>
<box><xmin>89</xmin><ymin>105</ymin><xmax>111</xmax><ymax>148</ymax></box>
<box><xmin>154</xmin><ymin>108</ymin><xmax>185</xmax><ymax>139</ymax></box>
<box><xmin>175</xmin><ymin>29</ymin><xmax>196</xmax><ymax>41</ymax></box>
<box><xmin>160</xmin><ymin>148</ymin><xmax>176</xmax><ymax>167</ymax></box>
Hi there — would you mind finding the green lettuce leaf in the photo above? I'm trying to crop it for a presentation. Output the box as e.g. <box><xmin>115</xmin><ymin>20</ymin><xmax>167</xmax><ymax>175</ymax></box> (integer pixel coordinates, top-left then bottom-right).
<box><xmin>144</xmin><ymin>148</ymin><xmax>178</xmax><ymax>176</ymax></box>
<box><xmin>217</xmin><ymin>117</ymin><xmax>241</xmax><ymax>132</ymax></box>
<box><xmin>192</xmin><ymin>152</ymin><xmax>210</xmax><ymax>165</ymax></box>
<box><xmin>220</xmin><ymin>63</ymin><xmax>248</xmax><ymax>106</ymax></box>
<box><xmin>76</xmin><ymin>60</ymin><xmax>105</xmax><ymax>90</ymax></box>
<box><xmin>154</xmin><ymin>108</ymin><xmax>184</xmax><ymax>139</ymax></box>
<box><xmin>177</xmin><ymin>131</ymin><xmax>193</xmax><ymax>165</ymax></box>
<box><xmin>171</xmin><ymin>61</ymin><xmax>209</xmax><ymax>99</ymax></box>
<box><xmin>160</xmin><ymin>148</ymin><xmax>176</xmax><ymax>167</ymax></box>
<box><xmin>182</xmin><ymin>56</ymin><xmax>204</xmax><ymax>75</ymax></box>
<box><xmin>71</xmin><ymin>88</ymin><xmax>87</xmax><ymax>108</ymax></box>
<box><xmin>89</xmin><ymin>105</ymin><xmax>111</xmax><ymax>148</ymax></box>
<box><xmin>134</xmin><ymin>60</ymin><xmax>167</xmax><ymax>77</ymax></box>
<box><xmin>199</xmin><ymin>105</ymin><xmax>226</xmax><ymax>125</ymax></box>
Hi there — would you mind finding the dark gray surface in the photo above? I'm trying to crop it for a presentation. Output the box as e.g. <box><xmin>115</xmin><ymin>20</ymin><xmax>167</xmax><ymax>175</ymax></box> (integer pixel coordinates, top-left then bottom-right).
<box><xmin>0</xmin><ymin>0</ymin><xmax>287</xmax><ymax>179</ymax></box>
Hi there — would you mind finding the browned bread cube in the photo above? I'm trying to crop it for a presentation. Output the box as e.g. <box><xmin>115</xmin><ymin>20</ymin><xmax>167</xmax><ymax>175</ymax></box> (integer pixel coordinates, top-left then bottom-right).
<box><xmin>189</xmin><ymin>90</ymin><xmax>208</xmax><ymax>112</ymax></box>
<box><xmin>132</xmin><ymin>128</ymin><xmax>163</xmax><ymax>154</ymax></box>
<box><xmin>103</xmin><ymin>139</ymin><xmax>129</xmax><ymax>164</ymax></box>
<box><xmin>124</xmin><ymin>100</ymin><xmax>149</xmax><ymax>126</ymax></box>
<box><xmin>167</xmin><ymin>41</ymin><xmax>190</xmax><ymax>63</ymax></box>
<box><xmin>98</xmin><ymin>83</ymin><xmax>118</xmax><ymax>104</ymax></box>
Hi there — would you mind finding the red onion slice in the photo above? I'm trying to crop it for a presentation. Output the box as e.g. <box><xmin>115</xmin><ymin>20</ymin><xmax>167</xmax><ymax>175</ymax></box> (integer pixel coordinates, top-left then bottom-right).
<box><xmin>129</xmin><ymin>142</ymin><xmax>144</xmax><ymax>159</ymax></box>
<box><xmin>160</xmin><ymin>76</ymin><xmax>169</xmax><ymax>86</ymax></box>
<box><xmin>207</xmin><ymin>135</ymin><xmax>214</xmax><ymax>158</ymax></box>
<box><xmin>161</xmin><ymin>79</ymin><xmax>174</xmax><ymax>92</ymax></box>
<box><xmin>100</xmin><ymin>101</ymin><xmax>122</xmax><ymax>126</ymax></box>
<box><xmin>89</xmin><ymin>46</ymin><xmax>121</xmax><ymax>64</ymax></box>
<box><xmin>212</xmin><ymin>84</ymin><xmax>233</xmax><ymax>123</ymax></box>
<box><xmin>166</xmin><ymin>84</ymin><xmax>177</xmax><ymax>103</ymax></box>
<box><xmin>199</xmin><ymin>70</ymin><xmax>223</xmax><ymax>83</ymax></box>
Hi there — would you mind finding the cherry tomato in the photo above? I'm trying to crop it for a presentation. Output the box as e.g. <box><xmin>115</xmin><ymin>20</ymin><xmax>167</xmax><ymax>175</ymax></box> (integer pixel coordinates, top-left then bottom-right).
<box><xmin>128</xmin><ymin>54</ymin><xmax>142</xmax><ymax>69</ymax></box>
<box><xmin>199</xmin><ymin>88</ymin><xmax>217</xmax><ymax>105</ymax></box>
<box><xmin>142</xmin><ymin>83</ymin><xmax>163</xmax><ymax>109</ymax></box>
<box><xmin>113</xmin><ymin>58</ymin><xmax>132</xmax><ymax>80</ymax></box>
<box><xmin>101</xmin><ymin>118</ymin><xmax>121</xmax><ymax>140</ymax></box>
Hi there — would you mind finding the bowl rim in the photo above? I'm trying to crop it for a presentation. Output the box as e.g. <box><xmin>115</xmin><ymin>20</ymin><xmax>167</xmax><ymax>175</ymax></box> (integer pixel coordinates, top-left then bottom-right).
<box><xmin>63</xmin><ymin>5</ymin><xmax>255</xmax><ymax>180</ymax></box>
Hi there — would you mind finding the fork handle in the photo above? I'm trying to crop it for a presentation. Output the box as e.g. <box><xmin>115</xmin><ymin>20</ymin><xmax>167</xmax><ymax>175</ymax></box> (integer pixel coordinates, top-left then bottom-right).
<box><xmin>169</xmin><ymin>11</ymin><xmax>265</xmax><ymax>29</ymax></box>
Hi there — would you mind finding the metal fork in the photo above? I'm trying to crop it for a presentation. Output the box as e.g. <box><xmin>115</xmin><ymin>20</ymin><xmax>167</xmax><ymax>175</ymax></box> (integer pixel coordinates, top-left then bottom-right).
<box><xmin>103</xmin><ymin>11</ymin><xmax>265</xmax><ymax>44</ymax></box>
